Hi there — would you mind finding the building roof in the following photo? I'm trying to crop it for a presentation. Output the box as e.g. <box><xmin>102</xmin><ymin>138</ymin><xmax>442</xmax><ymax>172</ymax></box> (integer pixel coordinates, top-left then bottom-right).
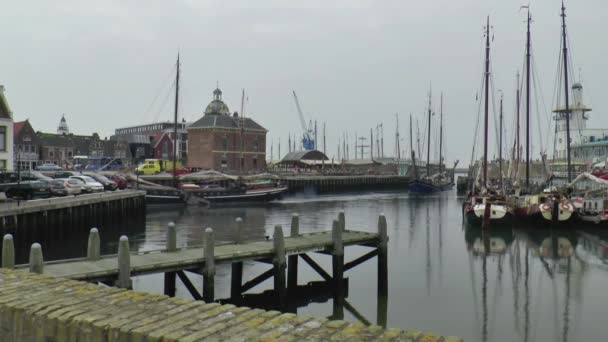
<box><xmin>14</xmin><ymin>121</ymin><xmax>26</xmax><ymax>137</ymax></box>
<box><xmin>0</xmin><ymin>85</ymin><xmax>13</xmax><ymax>120</ymax></box>
<box><xmin>204</xmin><ymin>88</ymin><xmax>231</xmax><ymax>115</ymax></box>
<box><xmin>281</xmin><ymin>150</ymin><xmax>329</xmax><ymax>162</ymax></box>
<box><xmin>188</xmin><ymin>114</ymin><xmax>266</xmax><ymax>131</ymax></box>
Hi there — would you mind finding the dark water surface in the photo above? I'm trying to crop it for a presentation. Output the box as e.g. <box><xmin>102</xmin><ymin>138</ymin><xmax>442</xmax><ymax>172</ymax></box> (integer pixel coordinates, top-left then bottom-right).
<box><xmin>12</xmin><ymin>190</ymin><xmax>608</xmax><ymax>341</ymax></box>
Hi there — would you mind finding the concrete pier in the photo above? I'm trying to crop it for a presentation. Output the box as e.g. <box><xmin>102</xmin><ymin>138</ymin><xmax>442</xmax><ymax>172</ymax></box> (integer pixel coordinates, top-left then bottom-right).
<box><xmin>0</xmin><ymin>190</ymin><xmax>146</xmax><ymax>231</ymax></box>
<box><xmin>0</xmin><ymin>268</ymin><xmax>462</xmax><ymax>341</ymax></box>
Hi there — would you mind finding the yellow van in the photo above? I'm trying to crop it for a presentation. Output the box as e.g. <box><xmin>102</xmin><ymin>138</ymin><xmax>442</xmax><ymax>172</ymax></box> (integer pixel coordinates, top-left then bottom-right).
<box><xmin>136</xmin><ymin>159</ymin><xmax>183</xmax><ymax>175</ymax></box>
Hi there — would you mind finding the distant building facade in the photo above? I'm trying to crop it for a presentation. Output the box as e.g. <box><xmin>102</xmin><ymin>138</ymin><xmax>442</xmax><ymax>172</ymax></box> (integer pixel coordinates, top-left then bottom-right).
<box><xmin>14</xmin><ymin>120</ymin><xmax>40</xmax><ymax>171</ymax></box>
<box><xmin>188</xmin><ymin>88</ymin><xmax>267</xmax><ymax>172</ymax></box>
<box><xmin>12</xmin><ymin>116</ymin><xmax>130</xmax><ymax>170</ymax></box>
<box><xmin>0</xmin><ymin>86</ymin><xmax>14</xmax><ymax>171</ymax></box>
<box><xmin>112</xmin><ymin>121</ymin><xmax>187</xmax><ymax>162</ymax></box>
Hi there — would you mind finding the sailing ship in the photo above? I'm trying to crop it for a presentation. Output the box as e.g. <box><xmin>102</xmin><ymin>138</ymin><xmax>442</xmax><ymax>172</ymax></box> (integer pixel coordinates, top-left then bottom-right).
<box><xmin>408</xmin><ymin>92</ymin><xmax>454</xmax><ymax>193</ymax></box>
<box><xmin>512</xmin><ymin>5</ymin><xmax>576</xmax><ymax>225</ymax></box>
<box><xmin>464</xmin><ymin>17</ymin><xmax>513</xmax><ymax>225</ymax></box>
<box><xmin>142</xmin><ymin>54</ymin><xmax>187</xmax><ymax>205</ymax></box>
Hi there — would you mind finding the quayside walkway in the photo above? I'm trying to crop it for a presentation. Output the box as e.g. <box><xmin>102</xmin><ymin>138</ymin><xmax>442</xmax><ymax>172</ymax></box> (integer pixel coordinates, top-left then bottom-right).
<box><xmin>0</xmin><ymin>269</ymin><xmax>461</xmax><ymax>341</ymax></box>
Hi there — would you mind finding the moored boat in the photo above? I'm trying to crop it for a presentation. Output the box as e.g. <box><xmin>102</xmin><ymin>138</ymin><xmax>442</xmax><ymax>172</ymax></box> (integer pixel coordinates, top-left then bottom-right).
<box><xmin>464</xmin><ymin>194</ymin><xmax>512</xmax><ymax>226</ymax></box>
<box><xmin>513</xmin><ymin>191</ymin><xmax>576</xmax><ymax>225</ymax></box>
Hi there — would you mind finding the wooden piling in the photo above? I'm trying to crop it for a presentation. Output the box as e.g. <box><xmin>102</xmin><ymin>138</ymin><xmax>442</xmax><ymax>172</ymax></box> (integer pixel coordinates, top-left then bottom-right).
<box><xmin>2</xmin><ymin>234</ymin><xmax>15</xmax><ymax>268</ymax></box>
<box><xmin>166</xmin><ymin>222</ymin><xmax>177</xmax><ymax>252</ymax></box>
<box><xmin>86</xmin><ymin>228</ymin><xmax>100</xmax><ymax>261</ymax></box>
<box><xmin>288</xmin><ymin>214</ymin><xmax>299</xmax><ymax>292</ymax></box>
<box><xmin>203</xmin><ymin>228</ymin><xmax>215</xmax><ymax>302</ymax></box>
<box><xmin>165</xmin><ymin>222</ymin><xmax>177</xmax><ymax>297</ymax></box>
<box><xmin>116</xmin><ymin>236</ymin><xmax>132</xmax><ymax>289</ymax></box>
<box><xmin>29</xmin><ymin>243</ymin><xmax>43</xmax><ymax>274</ymax></box>
<box><xmin>331</xmin><ymin>219</ymin><xmax>345</xmax><ymax>317</ymax></box>
<box><xmin>231</xmin><ymin>218</ymin><xmax>244</xmax><ymax>301</ymax></box>
<box><xmin>377</xmin><ymin>214</ymin><xmax>388</xmax><ymax>297</ymax></box>
<box><xmin>273</xmin><ymin>224</ymin><xmax>287</xmax><ymax>306</ymax></box>
<box><xmin>235</xmin><ymin>217</ymin><xmax>244</xmax><ymax>244</ymax></box>
<box><xmin>338</xmin><ymin>211</ymin><xmax>345</xmax><ymax>231</ymax></box>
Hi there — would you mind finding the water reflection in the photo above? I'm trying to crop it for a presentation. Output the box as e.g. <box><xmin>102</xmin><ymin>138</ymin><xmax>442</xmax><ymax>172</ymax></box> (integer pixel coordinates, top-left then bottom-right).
<box><xmin>4</xmin><ymin>191</ymin><xmax>608</xmax><ymax>341</ymax></box>
<box><xmin>464</xmin><ymin>222</ymin><xmax>588</xmax><ymax>342</ymax></box>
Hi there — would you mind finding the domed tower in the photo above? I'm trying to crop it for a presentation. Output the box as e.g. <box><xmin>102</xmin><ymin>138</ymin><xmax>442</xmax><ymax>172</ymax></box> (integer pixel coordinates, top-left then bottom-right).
<box><xmin>57</xmin><ymin>114</ymin><xmax>69</xmax><ymax>135</ymax></box>
<box><xmin>204</xmin><ymin>87</ymin><xmax>231</xmax><ymax>115</ymax></box>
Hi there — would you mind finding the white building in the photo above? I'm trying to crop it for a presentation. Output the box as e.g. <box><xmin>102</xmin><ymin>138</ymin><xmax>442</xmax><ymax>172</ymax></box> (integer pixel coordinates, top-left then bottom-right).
<box><xmin>0</xmin><ymin>86</ymin><xmax>14</xmax><ymax>171</ymax></box>
<box><xmin>57</xmin><ymin>114</ymin><xmax>69</xmax><ymax>135</ymax></box>
<box><xmin>554</xmin><ymin>83</ymin><xmax>608</xmax><ymax>161</ymax></box>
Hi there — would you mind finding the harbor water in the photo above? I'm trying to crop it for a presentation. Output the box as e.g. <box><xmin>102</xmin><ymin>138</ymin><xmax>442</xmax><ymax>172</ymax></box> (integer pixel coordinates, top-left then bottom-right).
<box><xmin>8</xmin><ymin>189</ymin><xmax>608</xmax><ymax>342</ymax></box>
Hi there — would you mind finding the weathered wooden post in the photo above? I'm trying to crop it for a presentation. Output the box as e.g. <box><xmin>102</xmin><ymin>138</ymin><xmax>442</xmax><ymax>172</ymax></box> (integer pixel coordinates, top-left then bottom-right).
<box><xmin>231</xmin><ymin>218</ymin><xmax>244</xmax><ymax>301</ymax></box>
<box><xmin>164</xmin><ymin>222</ymin><xmax>177</xmax><ymax>296</ymax></box>
<box><xmin>203</xmin><ymin>228</ymin><xmax>215</xmax><ymax>302</ymax></box>
<box><xmin>338</xmin><ymin>211</ymin><xmax>345</xmax><ymax>231</ymax></box>
<box><xmin>273</xmin><ymin>224</ymin><xmax>287</xmax><ymax>307</ymax></box>
<box><xmin>29</xmin><ymin>243</ymin><xmax>44</xmax><ymax>274</ymax></box>
<box><xmin>332</xmin><ymin>219</ymin><xmax>345</xmax><ymax>319</ymax></box>
<box><xmin>377</xmin><ymin>214</ymin><xmax>388</xmax><ymax>296</ymax></box>
<box><xmin>87</xmin><ymin>228</ymin><xmax>100</xmax><ymax>261</ymax></box>
<box><xmin>116</xmin><ymin>236</ymin><xmax>132</xmax><ymax>289</ymax></box>
<box><xmin>2</xmin><ymin>234</ymin><xmax>15</xmax><ymax>268</ymax></box>
<box><xmin>287</xmin><ymin>214</ymin><xmax>299</xmax><ymax>293</ymax></box>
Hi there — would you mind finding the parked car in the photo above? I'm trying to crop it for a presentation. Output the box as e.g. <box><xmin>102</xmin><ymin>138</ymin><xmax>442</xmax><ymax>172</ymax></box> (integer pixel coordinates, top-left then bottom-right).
<box><xmin>36</xmin><ymin>163</ymin><xmax>62</xmax><ymax>171</ymax></box>
<box><xmin>49</xmin><ymin>178</ymin><xmax>83</xmax><ymax>196</ymax></box>
<box><xmin>0</xmin><ymin>172</ymin><xmax>51</xmax><ymax>199</ymax></box>
<box><xmin>69</xmin><ymin>176</ymin><xmax>104</xmax><ymax>193</ymax></box>
<box><xmin>84</xmin><ymin>173</ymin><xmax>117</xmax><ymax>191</ymax></box>
<box><xmin>109</xmin><ymin>174</ymin><xmax>128</xmax><ymax>190</ymax></box>
<box><xmin>47</xmin><ymin>171</ymin><xmax>78</xmax><ymax>179</ymax></box>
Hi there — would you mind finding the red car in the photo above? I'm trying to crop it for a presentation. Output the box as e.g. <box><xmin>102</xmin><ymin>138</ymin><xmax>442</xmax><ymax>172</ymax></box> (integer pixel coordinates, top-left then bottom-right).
<box><xmin>109</xmin><ymin>175</ymin><xmax>128</xmax><ymax>190</ymax></box>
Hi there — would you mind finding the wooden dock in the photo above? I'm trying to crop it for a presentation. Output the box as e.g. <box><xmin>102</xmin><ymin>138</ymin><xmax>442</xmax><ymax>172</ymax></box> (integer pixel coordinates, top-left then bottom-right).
<box><xmin>0</xmin><ymin>190</ymin><xmax>145</xmax><ymax>231</ymax></box>
<box><xmin>280</xmin><ymin>175</ymin><xmax>410</xmax><ymax>193</ymax></box>
<box><xmin>139</xmin><ymin>174</ymin><xmax>411</xmax><ymax>193</ymax></box>
<box><xmin>17</xmin><ymin>230</ymin><xmax>378</xmax><ymax>282</ymax></box>
<box><xmin>0</xmin><ymin>212</ymin><xmax>463</xmax><ymax>341</ymax></box>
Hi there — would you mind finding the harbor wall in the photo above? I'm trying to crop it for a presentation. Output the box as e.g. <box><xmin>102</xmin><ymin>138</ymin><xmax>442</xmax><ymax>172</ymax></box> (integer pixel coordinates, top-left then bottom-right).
<box><xmin>0</xmin><ymin>268</ymin><xmax>462</xmax><ymax>342</ymax></box>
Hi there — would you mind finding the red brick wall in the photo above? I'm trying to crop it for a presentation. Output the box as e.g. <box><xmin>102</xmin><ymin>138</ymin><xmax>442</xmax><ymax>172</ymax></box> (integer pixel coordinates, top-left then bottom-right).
<box><xmin>187</xmin><ymin>128</ymin><xmax>266</xmax><ymax>172</ymax></box>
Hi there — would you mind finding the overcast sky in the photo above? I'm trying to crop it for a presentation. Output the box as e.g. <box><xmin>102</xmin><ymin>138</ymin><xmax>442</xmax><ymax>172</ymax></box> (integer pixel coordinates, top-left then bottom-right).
<box><xmin>1</xmin><ymin>0</ymin><xmax>606</xmax><ymax>164</ymax></box>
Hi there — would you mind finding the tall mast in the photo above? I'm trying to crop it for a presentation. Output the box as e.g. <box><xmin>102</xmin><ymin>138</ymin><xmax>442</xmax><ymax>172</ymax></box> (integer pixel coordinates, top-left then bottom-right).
<box><xmin>427</xmin><ymin>87</ymin><xmax>432</xmax><ymax>177</ymax></box>
<box><xmin>561</xmin><ymin>1</ymin><xmax>572</xmax><ymax>182</ymax></box>
<box><xmin>370</xmin><ymin>129</ymin><xmax>374</xmax><ymax>160</ymax></box>
<box><xmin>239</xmin><ymin>89</ymin><xmax>245</xmax><ymax>173</ymax></box>
<box><xmin>396</xmin><ymin>113</ymin><xmax>401</xmax><ymax>160</ymax></box>
<box><xmin>516</xmin><ymin>71</ymin><xmax>521</xmax><ymax>166</ymax></box>
<box><xmin>323</xmin><ymin>123</ymin><xmax>326</xmax><ymax>155</ymax></box>
<box><xmin>525</xmin><ymin>10</ymin><xmax>531</xmax><ymax>189</ymax></box>
<box><xmin>483</xmin><ymin>16</ymin><xmax>490</xmax><ymax>189</ymax></box>
<box><xmin>439</xmin><ymin>93</ymin><xmax>443</xmax><ymax>174</ymax></box>
<box><xmin>499</xmin><ymin>92</ymin><xmax>504</xmax><ymax>191</ymax></box>
<box><xmin>409</xmin><ymin>114</ymin><xmax>413</xmax><ymax>160</ymax></box>
<box><xmin>172</xmin><ymin>53</ymin><xmax>180</xmax><ymax>188</ymax></box>
<box><xmin>380</xmin><ymin>124</ymin><xmax>384</xmax><ymax>157</ymax></box>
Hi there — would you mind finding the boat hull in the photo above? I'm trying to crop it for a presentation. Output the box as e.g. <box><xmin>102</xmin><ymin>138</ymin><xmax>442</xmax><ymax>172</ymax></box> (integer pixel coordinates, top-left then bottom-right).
<box><xmin>193</xmin><ymin>187</ymin><xmax>288</xmax><ymax>203</ymax></box>
<box><xmin>464</xmin><ymin>202</ymin><xmax>512</xmax><ymax>226</ymax></box>
<box><xmin>408</xmin><ymin>180</ymin><xmax>453</xmax><ymax>194</ymax></box>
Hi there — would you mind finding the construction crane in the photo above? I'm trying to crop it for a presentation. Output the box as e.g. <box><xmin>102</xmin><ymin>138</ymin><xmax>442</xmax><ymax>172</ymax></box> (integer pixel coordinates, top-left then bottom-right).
<box><xmin>292</xmin><ymin>90</ymin><xmax>315</xmax><ymax>150</ymax></box>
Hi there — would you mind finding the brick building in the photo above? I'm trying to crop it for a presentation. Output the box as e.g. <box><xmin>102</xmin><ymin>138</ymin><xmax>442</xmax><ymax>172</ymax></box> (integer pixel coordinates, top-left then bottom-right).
<box><xmin>188</xmin><ymin>88</ymin><xmax>267</xmax><ymax>172</ymax></box>
<box><xmin>13</xmin><ymin>116</ymin><xmax>130</xmax><ymax>170</ymax></box>
<box><xmin>112</xmin><ymin>121</ymin><xmax>188</xmax><ymax>163</ymax></box>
